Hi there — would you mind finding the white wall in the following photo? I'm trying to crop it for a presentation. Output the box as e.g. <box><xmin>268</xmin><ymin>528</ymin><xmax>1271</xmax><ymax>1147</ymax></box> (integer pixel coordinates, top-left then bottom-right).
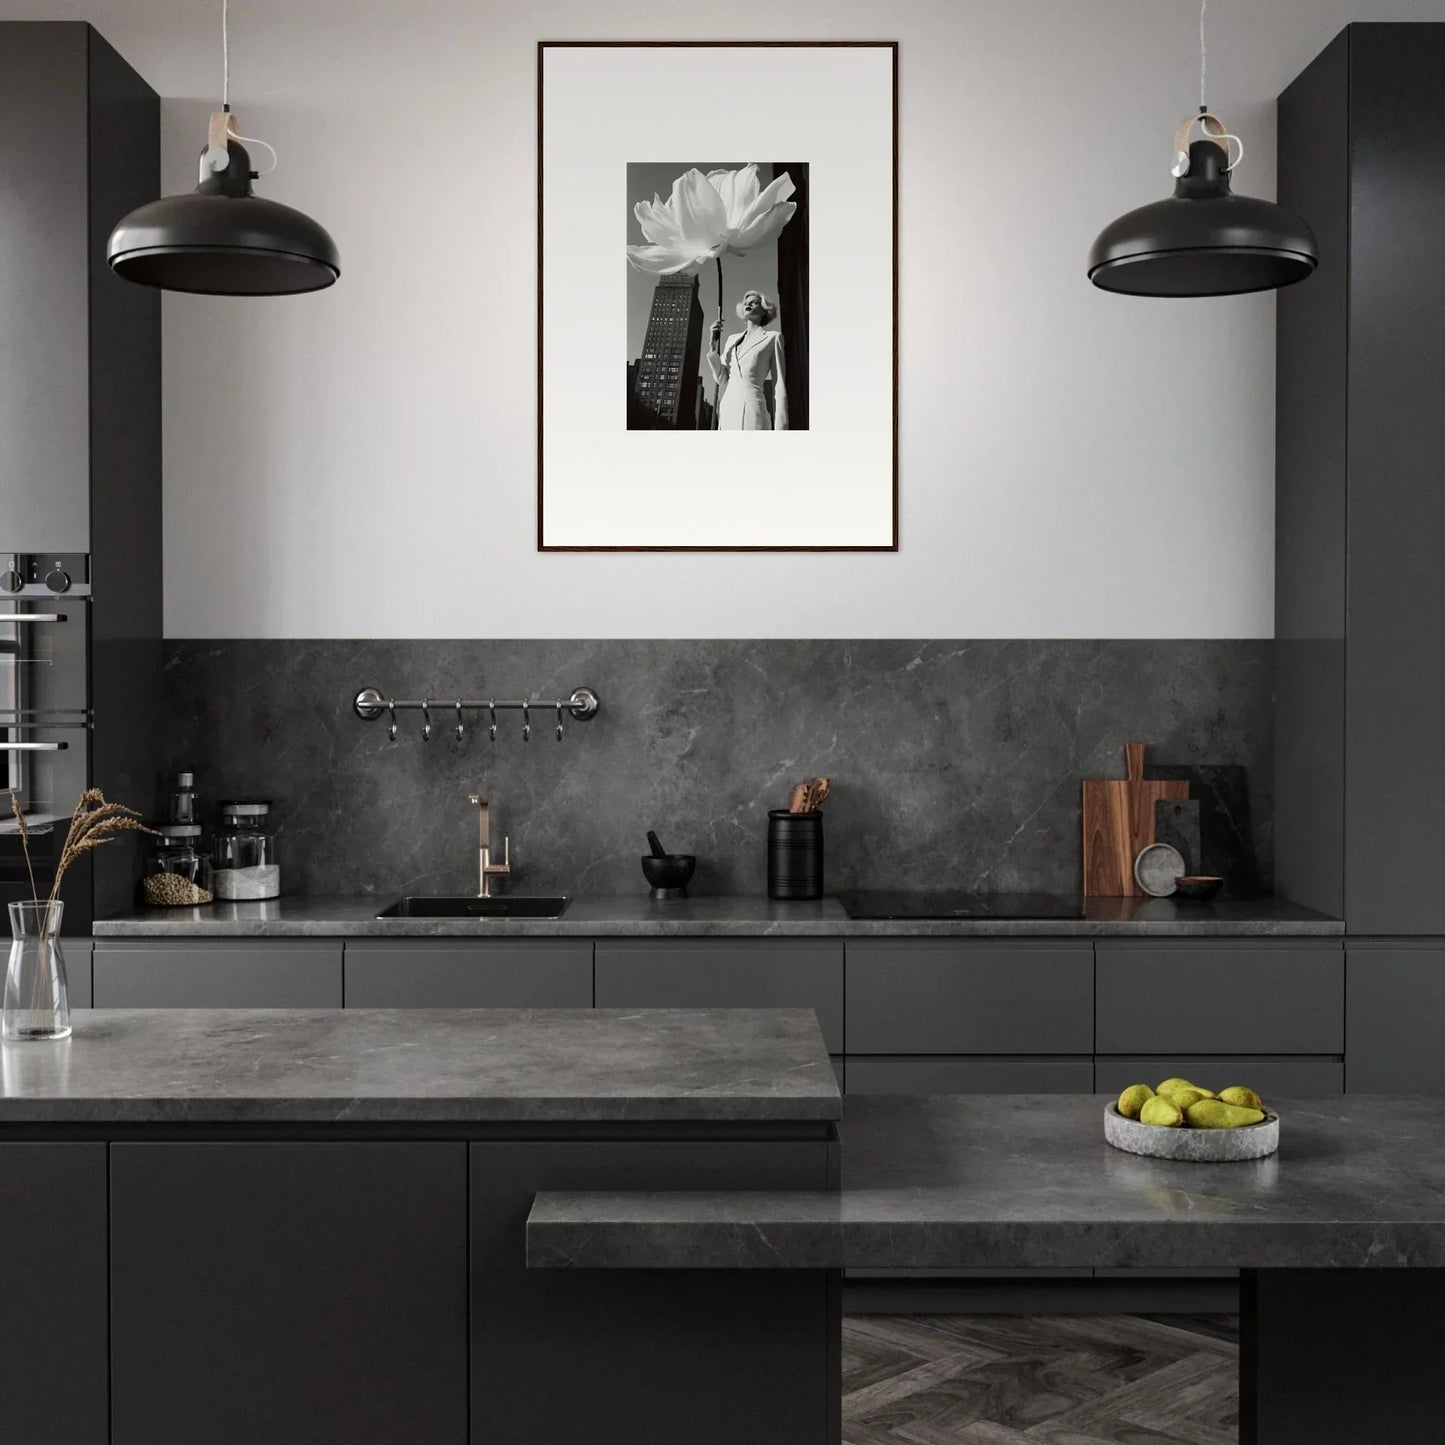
<box><xmin>6</xmin><ymin>0</ymin><xmax>1444</xmax><ymax>638</ymax></box>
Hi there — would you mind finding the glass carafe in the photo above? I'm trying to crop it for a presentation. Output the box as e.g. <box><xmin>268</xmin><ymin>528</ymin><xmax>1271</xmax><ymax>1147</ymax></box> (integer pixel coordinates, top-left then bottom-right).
<box><xmin>4</xmin><ymin>900</ymin><xmax>71</xmax><ymax>1041</ymax></box>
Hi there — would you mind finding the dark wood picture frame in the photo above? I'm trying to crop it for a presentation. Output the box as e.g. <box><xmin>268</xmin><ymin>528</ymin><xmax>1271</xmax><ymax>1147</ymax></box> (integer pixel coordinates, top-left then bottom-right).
<box><xmin>537</xmin><ymin>40</ymin><xmax>899</xmax><ymax>552</ymax></box>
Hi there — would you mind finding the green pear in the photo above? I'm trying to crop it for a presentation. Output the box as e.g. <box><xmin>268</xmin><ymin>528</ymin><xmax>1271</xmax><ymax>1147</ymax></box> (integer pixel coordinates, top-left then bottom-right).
<box><xmin>1185</xmin><ymin>1099</ymin><xmax>1266</xmax><ymax>1129</ymax></box>
<box><xmin>1117</xmin><ymin>1084</ymin><xmax>1154</xmax><ymax>1119</ymax></box>
<box><xmin>1218</xmin><ymin>1086</ymin><xmax>1264</xmax><ymax>1111</ymax></box>
<box><xmin>1156</xmin><ymin>1077</ymin><xmax>1196</xmax><ymax>1096</ymax></box>
<box><xmin>1140</xmin><ymin>1096</ymin><xmax>1185</xmax><ymax>1127</ymax></box>
<box><xmin>1161</xmin><ymin>1086</ymin><xmax>1210</xmax><ymax>1111</ymax></box>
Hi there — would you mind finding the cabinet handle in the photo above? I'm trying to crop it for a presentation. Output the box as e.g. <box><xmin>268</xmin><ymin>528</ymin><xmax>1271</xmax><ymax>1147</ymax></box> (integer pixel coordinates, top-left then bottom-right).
<box><xmin>0</xmin><ymin>741</ymin><xmax>67</xmax><ymax>751</ymax></box>
<box><xmin>0</xmin><ymin>614</ymin><xmax>66</xmax><ymax>624</ymax></box>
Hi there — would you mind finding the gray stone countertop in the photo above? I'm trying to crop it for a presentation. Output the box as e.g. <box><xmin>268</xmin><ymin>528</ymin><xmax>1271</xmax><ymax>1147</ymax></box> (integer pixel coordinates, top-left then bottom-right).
<box><xmin>528</xmin><ymin>1093</ymin><xmax>1445</xmax><ymax>1270</ymax></box>
<box><xmin>0</xmin><ymin>1008</ymin><xmax>840</xmax><ymax>1125</ymax></box>
<box><xmin>91</xmin><ymin>893</ymin><xmax>1343</xmax><ymax>938</ymax></box>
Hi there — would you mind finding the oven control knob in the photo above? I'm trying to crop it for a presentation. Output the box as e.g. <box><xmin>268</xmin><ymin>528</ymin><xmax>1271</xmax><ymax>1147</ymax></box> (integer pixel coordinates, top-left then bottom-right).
<box><xmin>44</xmin><ymin>568</ymin><xmax>71</xmax><ymax>595</ymax></box>
<box><xmin>0</xmin><ymin>569</ymin><xmax>22</xmax><ymax>594</ymax></box>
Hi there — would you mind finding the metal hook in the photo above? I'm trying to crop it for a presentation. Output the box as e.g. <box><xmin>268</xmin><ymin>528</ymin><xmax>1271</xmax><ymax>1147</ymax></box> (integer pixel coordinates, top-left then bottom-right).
<box><xmin>421</xmin><ymin>700</ymin><xmax>432</xmax><ymax>742</ymax></box>
<box><xmin>556</xmin><ymin>702</ymin><xmax>564</xmax><ymax>743</ymax></box>
<box><xmin>488</xmin><ymin>701</ymin><xmax>497</xmax><ymax>744</ymax></box>
<box><xmin>387</xmin><ymin>698</ymin><xmax>398</xmax><ymax>743</ymax></box>
<box><xmin>455</xmin><ymin>700</ymin><xmax>465</xmax><ymax>741</ymax></box>
<box><xmin>521</xmin><ymin>701</ymin><xmax>531</xmax><ymax>743</ymax></box>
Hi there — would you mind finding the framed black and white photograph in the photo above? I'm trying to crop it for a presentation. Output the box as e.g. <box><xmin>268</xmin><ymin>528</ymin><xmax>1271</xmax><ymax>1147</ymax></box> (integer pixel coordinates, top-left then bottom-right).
<box><xmin>539</xmin><ymin>42</ymin><xmax>897</xmax><ymax>551</ymax></box>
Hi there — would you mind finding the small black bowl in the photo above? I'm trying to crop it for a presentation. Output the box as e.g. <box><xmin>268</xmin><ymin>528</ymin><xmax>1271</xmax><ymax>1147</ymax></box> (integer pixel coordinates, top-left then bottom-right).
<box><xmin>642</xmin><ymin>854</ymin><xmax>696</xmax><ymax>900</ymax></box>
<box><xmin>1173</xmin><ymin>875</ymin><xmax>1225</xmax><ymax>902</ymax></box>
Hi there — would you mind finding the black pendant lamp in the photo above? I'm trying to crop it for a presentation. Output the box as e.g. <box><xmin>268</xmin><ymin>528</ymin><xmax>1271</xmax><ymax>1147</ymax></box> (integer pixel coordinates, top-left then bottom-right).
<box><xmin>107</xmin><ymin>0</ymin><xmax>338</xmax><ymax>296</ymax></box>
<box><xmin>1088</xmin><ymin>1</ymin><xmax>1316</xmax><ymax>297</ymax></box>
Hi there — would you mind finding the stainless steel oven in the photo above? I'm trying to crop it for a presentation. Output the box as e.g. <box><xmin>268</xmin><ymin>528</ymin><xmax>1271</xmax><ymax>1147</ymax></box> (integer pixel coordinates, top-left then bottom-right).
<box><xmin>0</xmin><ymin>554</ymin><xmax>92</xmax><ymax>926</ymax></box>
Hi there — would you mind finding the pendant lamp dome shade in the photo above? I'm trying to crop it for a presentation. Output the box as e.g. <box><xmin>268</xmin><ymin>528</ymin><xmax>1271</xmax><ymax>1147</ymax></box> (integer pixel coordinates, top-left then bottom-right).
<box><xmin>108</xmin><ymin>137</ymin><xmax>339</xmax><ymax>296</ymax></box>
<box><xmin>1089</xmin><ymin>137</ymin><xmax>1317</xmax><ymax>298</ymax></box>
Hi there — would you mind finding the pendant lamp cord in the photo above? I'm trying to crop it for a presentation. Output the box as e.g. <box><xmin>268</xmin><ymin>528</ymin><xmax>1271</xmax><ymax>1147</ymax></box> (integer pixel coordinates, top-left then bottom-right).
<box><xmin>1199</xmin><ymin>0</ymin><xmax>1207</xmax><ymax>111</ymax></box>
<box><xmin>221</xmin><ymin>0</ymin><xmax>230</xmax><ymax>111</ymax></box>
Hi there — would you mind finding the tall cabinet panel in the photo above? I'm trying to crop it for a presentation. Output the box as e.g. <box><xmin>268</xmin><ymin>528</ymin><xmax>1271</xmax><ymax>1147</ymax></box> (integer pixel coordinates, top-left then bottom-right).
<box><xmin>0</xmin><ymin>23</ymin><xmax>161</xmax><ymax>927</ymax></box>
<box><xmin>1276</xmin><ymin>24</ymin><xmax>1445</xmax><ymax>936</ymax></box>
<box><xmin>0</xmin><ymin>23</ymin><xmax>91</xmax><ymax>549</ymax></box>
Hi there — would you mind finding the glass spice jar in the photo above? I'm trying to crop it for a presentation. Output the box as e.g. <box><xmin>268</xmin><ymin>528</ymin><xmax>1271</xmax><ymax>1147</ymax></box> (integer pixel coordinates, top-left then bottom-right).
<box><xmin>142</xmin><ymin>825</ymin><xmax>214</xmax><ymax>907</ymax></box>
<box><xmin>212</xmin><ymin>801</ymin><xmax>281</xmax><ymax>901</ymax></box>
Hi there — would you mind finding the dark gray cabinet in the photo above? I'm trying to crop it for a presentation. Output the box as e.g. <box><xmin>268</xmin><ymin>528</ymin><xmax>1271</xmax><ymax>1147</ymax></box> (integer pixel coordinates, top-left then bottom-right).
<box><xmin>1277</xmin><ymin>24</ymin><xmax>1445</xmax><ymax>935</ymax></box>
<box><xmin>1345</xmin><ymin>945</ymin><xmax>1445</xmax><ymax>1092</ymax></box>
<box><xmin>0</xmin><ymin>23</ymin><xmax>94</xmax><ymax>548</ymax></box>
<box><xmin>344</xmin><ymin>939</ymin><xmax>592</xmax><ymax>1008</ymax></box>
<box><xmin>110</xmin><ymin>1142</ymin><xmax>468</xmax><ymax>1445</ymax></box>
<box><xmin>1094</xmin><ymin>1057</ymin><xmax>1344</xmax><ymax>1096</ymax></box>
<box><xmin>0</xmin><ymin>22</ymin><xmax>158</xmax><ymax>550</ymax></box>
<box><xmin>64</xmin><ymin>939</ymin><xmax>92</xmax><ymax>1008</ymax></box>
<box><xmin>93</xmin><ymin>940</ymin><xmax>343</xmax><ymax>1007</ymax></box>
<box><xmin>470</xmin><ymin>1139</ymin><xmax>834</xmax><ymax>1445</ymax></box>
<box><xmin>595</xmin><ymin>939</ymin><xmax>844</xmax><ymax>1053</ymax></box>
<box><xmin>846</xmin><ymin>941</ymin><xmax>1092</xmax><ymax>1055</ymax></box>
<box><xmin>846</xmin><ymin>1057</ymin><xmax>1093</xmax><ymax>1094</ymax></box>
<box><xmin>1095</xmin><ymin>942</ymin><xmax>1343</xmax><ymax>1055</ymax></box>
<box><xmin>0</xmin><ymin>1143</ymin><xmax>108</xmax><ymax>1445</ymax></box>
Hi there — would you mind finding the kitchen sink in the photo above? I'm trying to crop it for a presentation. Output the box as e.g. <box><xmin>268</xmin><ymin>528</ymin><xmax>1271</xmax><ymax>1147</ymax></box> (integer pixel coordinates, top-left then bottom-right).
<box><xmin>376</xmin><ymin>895</ymin><xmax>570</xmax><ymax>919</ymax></box>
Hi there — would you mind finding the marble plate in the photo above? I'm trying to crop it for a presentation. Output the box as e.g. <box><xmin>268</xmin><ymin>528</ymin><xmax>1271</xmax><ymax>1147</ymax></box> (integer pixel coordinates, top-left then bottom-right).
<box><xmin>1104</xmin><ymin>1103</ymin><xmax>1280</xmax><ymax>1162</ymax></box>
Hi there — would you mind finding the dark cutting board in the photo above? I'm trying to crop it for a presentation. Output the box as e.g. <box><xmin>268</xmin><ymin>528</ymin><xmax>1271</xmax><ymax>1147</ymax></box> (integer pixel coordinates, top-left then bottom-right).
<box><xmin>1145</xmin><ymin>764</ymin><xmax>1258</xmax><ymax>889</ymax></box>
<box><xmin>1154</xmin><ymin>798</ymin><xmax>1202</xmax><ymax>876</ymax></box>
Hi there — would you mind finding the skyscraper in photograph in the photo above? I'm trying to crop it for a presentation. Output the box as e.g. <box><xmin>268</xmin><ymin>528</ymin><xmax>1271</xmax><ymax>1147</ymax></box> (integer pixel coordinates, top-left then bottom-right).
<box><xmin>629</xmin><ymin>273</ymin><xmax>704</xmax><ymax>429</ymax></box>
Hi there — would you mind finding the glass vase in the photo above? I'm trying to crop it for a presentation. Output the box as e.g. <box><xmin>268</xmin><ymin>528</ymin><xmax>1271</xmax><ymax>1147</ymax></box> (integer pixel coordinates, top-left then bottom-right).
<box><xmin>4</xmin><ymin>900</ymin><xmax>71</xmax><ymax>1042</ymax></box>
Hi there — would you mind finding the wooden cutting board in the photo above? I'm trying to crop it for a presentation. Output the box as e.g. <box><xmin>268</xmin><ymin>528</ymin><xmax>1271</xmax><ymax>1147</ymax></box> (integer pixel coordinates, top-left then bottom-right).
<box><xmin>1082</xmin><ymin>742</ymin><xmax>1189</xmax><ymax>896</ymax></box>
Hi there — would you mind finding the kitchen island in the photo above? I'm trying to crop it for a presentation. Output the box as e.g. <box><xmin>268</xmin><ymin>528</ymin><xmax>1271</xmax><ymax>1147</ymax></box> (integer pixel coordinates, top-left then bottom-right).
<box><xmin>0</xmin><ymin>1008</ymin><xmax>841</xmax><ymax>1445</ymax></box>
<box><xmin>533</xmin><ymin>1093</ymin><xmax>1445</xmax><ymax>1445</ymax></box>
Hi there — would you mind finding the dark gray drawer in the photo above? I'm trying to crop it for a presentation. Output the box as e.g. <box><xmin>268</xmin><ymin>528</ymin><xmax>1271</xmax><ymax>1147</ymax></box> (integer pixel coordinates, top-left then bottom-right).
<box><xmin>1095</xmin><ymin>941</ymin><xmax>1343</xmax><ymax>1054</ymax></box>
<box><xmin>845</xmin><ymin>941</ymin><xmax>1093</xmax><ymax>1055</ymax></box>
<box><xmin>344</xmin><ymin>940</ymin><xmax>592</xmax><ymax>1008</ymax></box>
<box><xmin>594</xmin><ymin>940</ymin><xmax>843</xmax><ymax>1053</ymax></box>
<box><xmin>1094</xmin><ymin>1056</ymin><xmax>1344</xmax><ymax>1096</ymax></box>
<box><xmin>93</xmin><ymin>941</ymin><xmax>342</xmax><ymax>1008</ymax></box>
<box><xmin>845</xmin><ymin>1056</ymin><xmax>1094</xmax><ymax>1095</ymax></box>
<box><xmin>1346</xmin><ymin>945</ymin><xmax>1445</xmax><ymax>1092</ymax></box>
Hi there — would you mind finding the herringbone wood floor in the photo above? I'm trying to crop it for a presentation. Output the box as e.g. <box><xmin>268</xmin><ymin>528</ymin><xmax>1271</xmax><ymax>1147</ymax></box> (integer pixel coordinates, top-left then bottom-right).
<box><xmin>842</xmin><ymin>1313</ymin><xmax>1239</xmax><ymax>1445</ymax></box>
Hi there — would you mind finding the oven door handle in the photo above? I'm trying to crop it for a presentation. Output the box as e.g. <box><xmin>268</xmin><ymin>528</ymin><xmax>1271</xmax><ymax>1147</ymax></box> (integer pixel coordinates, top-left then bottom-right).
<box><xmin>0</xmin><ymin>741</ymin><xmax>67</xmax><ymax>751</ymax></box>
<box><xmin>0</xmin><ymin>614</ymin><xmax>66</xmax><ymax>624</ymax></box>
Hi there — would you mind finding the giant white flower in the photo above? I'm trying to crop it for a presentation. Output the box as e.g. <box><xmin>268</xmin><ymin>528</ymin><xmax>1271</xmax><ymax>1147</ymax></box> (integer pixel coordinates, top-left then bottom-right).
<box><xmin>627</xmin><ymin>164</ymin><xmax>796</xmax><ymax>274</ymax></box>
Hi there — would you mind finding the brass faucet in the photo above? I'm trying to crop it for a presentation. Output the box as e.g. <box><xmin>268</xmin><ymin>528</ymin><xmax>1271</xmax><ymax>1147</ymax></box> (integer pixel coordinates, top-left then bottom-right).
<box><xmin>467</xmin><ymin>795</ymin><xmax>511</xmax><ymax>897</ymax></box>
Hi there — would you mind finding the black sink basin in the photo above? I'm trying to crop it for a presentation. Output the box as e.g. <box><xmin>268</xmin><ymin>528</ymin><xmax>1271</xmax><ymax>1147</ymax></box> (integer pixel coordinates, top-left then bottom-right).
<box><xmin>376</xmin><ymin>896</ymin><xmax>570</xmax><ymax>919</ymax></box>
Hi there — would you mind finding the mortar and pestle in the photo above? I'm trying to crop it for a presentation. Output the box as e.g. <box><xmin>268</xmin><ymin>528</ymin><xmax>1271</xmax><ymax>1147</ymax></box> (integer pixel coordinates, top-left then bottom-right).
<box><xmin>642</xmin><ymin>830</ymin><xmax>696</xmax><ymax>900</ymax></box>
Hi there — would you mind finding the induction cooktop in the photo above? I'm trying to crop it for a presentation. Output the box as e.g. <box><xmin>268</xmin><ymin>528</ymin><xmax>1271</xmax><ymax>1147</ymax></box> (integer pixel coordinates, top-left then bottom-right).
<box><xmin>837</xmin><ymin>890</ymin><xmax>1084</xmax><ymax>920</ymax></box>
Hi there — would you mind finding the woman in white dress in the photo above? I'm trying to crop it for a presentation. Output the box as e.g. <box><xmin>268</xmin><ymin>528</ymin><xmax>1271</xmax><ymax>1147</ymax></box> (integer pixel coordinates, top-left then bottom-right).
<box><xmin>704</xmin><ymin>290</ymin><xmax>789</xmax><ymax>430</ymax></box>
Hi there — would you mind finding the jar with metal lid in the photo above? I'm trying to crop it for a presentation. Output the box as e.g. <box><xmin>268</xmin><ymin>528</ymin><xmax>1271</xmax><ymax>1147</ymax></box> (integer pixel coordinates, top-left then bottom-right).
<box><xmin>212</xmin><ymin>800</ymin><xmax>281</xmax><ymax>901</ymax></box>
<box><xmin>142</xmin><ymin>825</ymin><xmax>214</xmax><ymax>907</ymax></box>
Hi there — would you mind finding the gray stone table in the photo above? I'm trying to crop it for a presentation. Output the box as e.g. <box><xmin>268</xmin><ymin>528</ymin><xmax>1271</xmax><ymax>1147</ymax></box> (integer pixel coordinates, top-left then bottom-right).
<box><xmin>530</xmin><ymin>1093</ymin><xmax>1445</xmax><ymax>1445</ymax></box>
<box><xmin>0</xmin><ymin>1006</ymin><xmax>841</xmax><ymax>1125</ymax></box>
<box><xmin>91</xmin><ymin>891</ymin><xmax>1343</xmax><ymax>937</ymax></box>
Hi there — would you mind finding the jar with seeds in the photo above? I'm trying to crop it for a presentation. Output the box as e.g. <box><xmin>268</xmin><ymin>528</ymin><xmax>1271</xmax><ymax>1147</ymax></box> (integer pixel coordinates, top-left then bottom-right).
<box><xmin>142</xmin><ymin>825</ymin><xmax>214</xmax><ymax>907</ymax></box>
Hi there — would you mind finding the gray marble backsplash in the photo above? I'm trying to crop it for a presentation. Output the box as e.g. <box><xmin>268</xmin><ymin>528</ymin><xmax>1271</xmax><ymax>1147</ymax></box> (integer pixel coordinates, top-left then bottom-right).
<box><xmin>160</xmin><ymin>641</ymin><xmax>1272</xmax><ymax>900</ymax></box>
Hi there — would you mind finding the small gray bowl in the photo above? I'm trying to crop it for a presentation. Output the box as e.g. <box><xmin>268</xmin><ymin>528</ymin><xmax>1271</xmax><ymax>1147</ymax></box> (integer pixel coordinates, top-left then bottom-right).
<box><xmin>1104</xmin><ymin>1103</ymin><xmax>1279</xmax><ymax>1162</ymax></box>
<box><xmin>1134</xmin><ymin>842</ymin><xmax>1186</xmax><ymax>897</ymax></box>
